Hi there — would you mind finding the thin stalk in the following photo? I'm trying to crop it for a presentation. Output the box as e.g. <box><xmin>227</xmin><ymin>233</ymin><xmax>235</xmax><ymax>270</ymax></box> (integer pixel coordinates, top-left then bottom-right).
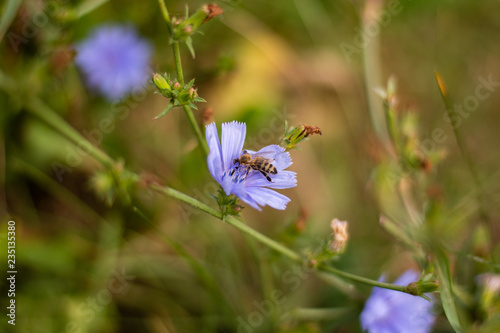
<box><xmin>182</xmin><ymin>104</ymin><xmax>209</xmax><ymax>155</ymax></box>
<box><xmin>72</xmin><ymin>0</ymin><xmax>109</xmax><ymax>20</ymax></box>
<box><xmin>157</xmin><ymin>0</ymin><xmax>208</xmax><ymax>157</ymax></box>
<box><xmin>20</xmin><ymin>80</ymin><xmax>420</xmax><ymax>296</ymax></box>
<box><xmin>157</xmin><ymin>0</ymin><xmax>172</xmax><ymax>30</ymax></box>
<box><xmin>319</xmin><ymin>264</ymin><xmax>407</xmax><ymax>293</ymax></box>
<box><xmin>151</xmin><ymin>185</ymin><xmax>421</xmax><ymax>296</ymax></box>
<box><xmin>25</xmin><ymin>98</ymin><xmax>115</xmax><ymax>169</ymax></box>
<box><xmin>435</xmin><ymin>72</ymin><xmax>487</xmax><ymax>221</ymax></box>
<box><xmin>150</xmin><ymin>185</ymin><xmax>301</xmax><ymax>262</ymax></box>
<box><xmin>172</xmin><ymin>42</ymin><xmax>185</xmax><ymax>85</ymax></box>
<box><xmin>291</xmin><ymin>307</ymin><xmax>353</xmax><ymax>321</ymax></box>
<box><xmin>0</xmin><ymin>0</ymin><xmax>22</xmax><ymax>42</ymax></box>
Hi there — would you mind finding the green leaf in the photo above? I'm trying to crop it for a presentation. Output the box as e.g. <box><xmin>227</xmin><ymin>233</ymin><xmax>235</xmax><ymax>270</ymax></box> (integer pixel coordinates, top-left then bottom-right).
<box><xmin>154</xmin><ymin>101</ymin><xmax>175</xmax><ymax>119</ymax></box>
<box><xmin>435</xmin><ymin>250</ymin><xmax>463</xmax><ymax>332</ymax></box>
<box><xmin>185</xmin><ymin>36</ymin><xmax>196</xmax><ymax>58</ymax></box>
<box><xmin>193</xmin><ymin>97</ymin><xmax>206</xmax><ymax>103</ymax></box>
<box><xmin>186</xmin><ymin>78</ymin><xmax>195</xmax><ymax>88</ymax></box>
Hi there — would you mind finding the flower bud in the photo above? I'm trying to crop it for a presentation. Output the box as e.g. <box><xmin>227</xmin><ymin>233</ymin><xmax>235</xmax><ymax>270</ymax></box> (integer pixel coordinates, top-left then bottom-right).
<box><xmin>152</xmin><ymin>73</ymin><xmax>171</xmax><ymax>92</ymax></box>
<box><xmin>282</xmin><ymin>124</ymin><xmax>322</xmax><ymax>150</ymax></box>
<box><xmin>189</xmin><ymin>87</ymin><xmax>198</xmax><ymax>99</ymax></box>
<box><xmin>329</xmin><ymin>219</ymin><xmax>349</xmax><ymax>253</ymax></box>
<box><xmin>184</xmin><ymin>4</ymin><xmax>223</xmax><ymax>33</ymax></box>
<box><xmin>406</xmin><ymin>279</ymin><xmax>440</xmax><ymax>295</ymax></box>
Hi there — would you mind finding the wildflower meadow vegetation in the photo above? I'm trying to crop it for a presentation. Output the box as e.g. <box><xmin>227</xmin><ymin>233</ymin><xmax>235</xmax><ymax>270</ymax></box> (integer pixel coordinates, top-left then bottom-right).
<box><xmin>1</xmin><ymin>0</ymin><xmax>500</xmax><ymax>332</ymax></box>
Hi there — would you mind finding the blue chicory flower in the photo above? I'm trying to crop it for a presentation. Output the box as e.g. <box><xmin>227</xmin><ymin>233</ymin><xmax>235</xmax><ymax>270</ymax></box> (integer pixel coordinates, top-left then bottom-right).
<box><xmin>205</xmin><ymin>121</ymin><xmax>297</xmax><ymax>211</ymax></box>
<box><xmin>75</xmin><ymin>24</ymin><xmax>152</xmax><ymax>101</ymax></box>
<box><xmin>360</xmin><ymin>269</ymin><xmax>436</xmax><ymax>333</ymax></box>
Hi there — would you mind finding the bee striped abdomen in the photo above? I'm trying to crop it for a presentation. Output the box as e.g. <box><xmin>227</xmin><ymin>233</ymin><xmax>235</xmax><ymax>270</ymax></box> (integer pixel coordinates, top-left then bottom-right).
<box><xmin>233</xmin><ymin>154</ymin><xmax>277</xmax><ymax>182</ymax></box>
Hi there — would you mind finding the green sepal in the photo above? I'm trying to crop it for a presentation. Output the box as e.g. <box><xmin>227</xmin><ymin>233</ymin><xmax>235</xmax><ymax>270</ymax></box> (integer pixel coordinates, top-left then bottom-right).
<box><xmin>185</xmin><ymin>36</ymin><xmax>196</xmax><ymax>58</ymax></box>
<box><xmin>155</xmin><ymin>101</ymin><xmax>175</xmax><ymax>119</ymax></box>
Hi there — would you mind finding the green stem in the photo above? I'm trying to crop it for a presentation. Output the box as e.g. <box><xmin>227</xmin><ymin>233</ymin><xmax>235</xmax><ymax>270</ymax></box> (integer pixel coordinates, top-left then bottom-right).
<box><xmin>0</xmin><ymin>0</ymin><xmax>22</xmax><ymax>42</ymax></box>
<box><xmin>72</xmin><ymin>0</ymin><xmax>109</xmax><ymax>20</ymax></box>
<box><xmin>319</xmin><ymin>264</ymin><xmax>407</xmax><ymax>293</ymax></box>
<box><xmin>157</xmin><ymin>0</ymin><xmax>172</xmax><ymax>30</ymax></box>
<box><xmin>150</xmin><ymin>185</ymin><xmax>300</xmax><ymax>261</ymax></box>
<box><xmin>25</xmin><ymin>98</ymin><xmax>115</xmax><ymax>169</ymax></box>
<box><xmin>437</xmin><ymin>74</ymin><xmax>487</xmax><ymax>221</ymax></box>
<box><xmin>291</xmin><ymin>307</ymin><xmax>353</xmax><ymax>321</ymax></box>
<box><xmin>18</xmin><ymin>82</ymin><xmax>417</xmax><ymax>296</ymax></box>
<box><xmin>182</xmin><ymin>104</ymin><xmax>209</xmax><ymax>155</ymax></box>
<box><xmin>172</xmin><ymin>42</ymin><xmax>185</xmax><ymax>85</ymax></box>
<box><xmin>157</xmin><ymin>0</ymin><xmax>208</xmax><ymax>157</ymax></box>
<box><xmin>152</xmin><ymin>185</ymin><xmax>420</xmax><ymax>295</ymax></box>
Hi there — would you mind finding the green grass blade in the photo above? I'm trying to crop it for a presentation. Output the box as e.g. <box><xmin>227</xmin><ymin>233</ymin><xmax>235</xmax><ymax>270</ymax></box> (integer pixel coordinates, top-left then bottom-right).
<box><xmin>0</xmin><ymin>0</ymin><xmax>22</xmax><ymax>42</ymax></box>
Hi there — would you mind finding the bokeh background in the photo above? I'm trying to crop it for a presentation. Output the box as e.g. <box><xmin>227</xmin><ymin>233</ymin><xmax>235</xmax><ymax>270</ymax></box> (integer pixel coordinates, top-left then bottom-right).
<box><xmin>1</xmin><ymin>0</ymin><xmax>500</xmax><ymax>332</ymax></box>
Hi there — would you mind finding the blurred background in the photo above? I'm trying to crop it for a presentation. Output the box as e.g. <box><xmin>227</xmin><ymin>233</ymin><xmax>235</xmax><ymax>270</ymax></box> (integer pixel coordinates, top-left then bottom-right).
<box><xmin>1</xmin><ymin>0</ymin><xmax>500</xmax><ymax>332</ymax></box>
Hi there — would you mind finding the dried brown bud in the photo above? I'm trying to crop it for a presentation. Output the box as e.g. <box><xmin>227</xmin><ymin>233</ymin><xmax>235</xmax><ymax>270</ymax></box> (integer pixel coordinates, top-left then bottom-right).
<box><xmin>303</xmin><ymin>125</ymin><xmax>322</xmax><ymax>137</ymax></box>
<box><xmin>203</xmin><ymin>4</ymin><xmax>224</xmax><ymax>23</ymax></box>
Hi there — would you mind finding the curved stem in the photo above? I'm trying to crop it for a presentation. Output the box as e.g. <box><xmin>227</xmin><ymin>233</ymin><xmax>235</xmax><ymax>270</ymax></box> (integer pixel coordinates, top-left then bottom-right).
<box><xmin>157</xmin><ymin>0</ymin><xmax>172</xmax><ymax>30</ymax></box>
<box><xmin>25</xmin><ymin>98</ymin><xmax>115</xmax><ymax>169</ymax></box>
<box><xmin>182</xmin><ymin>104</ymin><xmax>209</xmax><ymax>156</ymax></box>
<box><xmin>150</xmin><ymin>185</ymin><xmax>300</xmax><ymax>261</ymax></box>
<box><xmin>19</xmin><ymin>82</ymin><xmax>418</xmax><ymax>297</ymax></box>
<box><xmin>319</xmin><ymin>265</ymin><xmax>407</xmax><ymax>293</ymax></box>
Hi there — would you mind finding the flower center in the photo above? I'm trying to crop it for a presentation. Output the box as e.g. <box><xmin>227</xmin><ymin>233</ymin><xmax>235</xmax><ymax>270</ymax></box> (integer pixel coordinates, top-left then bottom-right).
<box><xmin>222</xmin><ymin>163</ymin><xmax>254</xmax><ymax>184</ymax></box>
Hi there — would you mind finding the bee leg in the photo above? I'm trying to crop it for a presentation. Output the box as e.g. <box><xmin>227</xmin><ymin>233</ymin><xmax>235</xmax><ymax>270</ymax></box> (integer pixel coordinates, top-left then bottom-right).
<box><xmin>260</xmin><ymin>171</ymin><xmax>273</xmax><ymax>182</ymax></box>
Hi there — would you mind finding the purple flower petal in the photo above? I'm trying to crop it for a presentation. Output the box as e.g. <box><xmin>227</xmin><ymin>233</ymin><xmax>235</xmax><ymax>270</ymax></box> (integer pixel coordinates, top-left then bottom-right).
<box><xmin>75</xmin><ymin>24</ymin><xmax>152</xmax><ymax>101</ymax></box>
<box><xmin>205</xmin><ymin>122</ymin><xmax>297</xmax><ymax>210</ymax></box>
<box><xmin>221</xmin><ymin>121</ymin><xmax>246</xmax><ymax>170</ymax></box>
<box><xmin>246</xmin><ymin>187</ymin><xmax>291</xmax><ymax>210</ymax></box>
<box><xmin>360</xmin><ymin>269</ymin><xmax>436</xmax><ymax>333</ymax></box>
<box><xmin>206</xmin><ymin>123</ymin><xmax>224</xmax><ymax>183</ymax></box>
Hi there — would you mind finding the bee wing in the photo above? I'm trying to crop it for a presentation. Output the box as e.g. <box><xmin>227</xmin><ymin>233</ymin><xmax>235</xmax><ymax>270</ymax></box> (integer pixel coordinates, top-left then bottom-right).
<box><xmin>250</xmin><ymin>150</ymin><xmax>276</xmax><ymax>162</ymax></box>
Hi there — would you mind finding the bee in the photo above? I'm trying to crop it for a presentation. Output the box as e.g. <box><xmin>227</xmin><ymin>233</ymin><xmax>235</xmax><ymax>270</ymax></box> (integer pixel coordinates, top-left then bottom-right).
<box><xmin>231</xmin><ymin>151</ymin><xmax>277</xmax><ymax>182</ymax></box>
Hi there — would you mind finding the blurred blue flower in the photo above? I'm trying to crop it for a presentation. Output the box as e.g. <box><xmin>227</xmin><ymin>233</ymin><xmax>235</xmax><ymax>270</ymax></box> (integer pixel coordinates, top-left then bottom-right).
<box><xmin>205</xmin><ymin>121</ymin><xmax>297</xmax><ymax>211</ymax></box>
<box><xmin>360</xmin><ymin>269</ymin><xmax>436</xmax><ymax>333</ymax></box>
<box><xmin>75</xmin><ymin>24</ymin><xmax>152</xmax><ymax>101</ymax></box>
